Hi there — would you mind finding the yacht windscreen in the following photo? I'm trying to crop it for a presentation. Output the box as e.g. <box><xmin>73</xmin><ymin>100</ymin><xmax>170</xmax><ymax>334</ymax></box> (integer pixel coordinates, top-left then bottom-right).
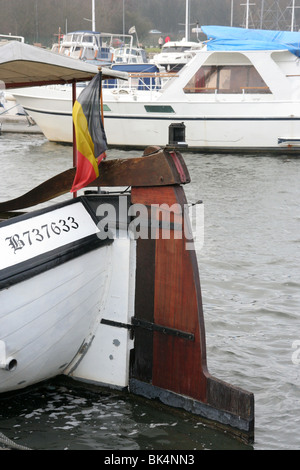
<box><xmin>184</xmin><ymin>65</ymin><xmax>271</xmax><ymax>94</ymax></box>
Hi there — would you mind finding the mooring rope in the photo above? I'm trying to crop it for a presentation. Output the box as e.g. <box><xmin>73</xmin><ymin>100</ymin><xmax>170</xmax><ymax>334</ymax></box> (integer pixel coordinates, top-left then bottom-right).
<box><xmin>0</xmin><ymin>431</ymin><xmax>31</xmax><ymax>450</ymax></box>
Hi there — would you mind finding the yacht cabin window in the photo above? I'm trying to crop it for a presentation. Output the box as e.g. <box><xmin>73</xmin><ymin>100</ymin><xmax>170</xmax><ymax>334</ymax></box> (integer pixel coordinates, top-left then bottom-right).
<box><xmin>184</xmin><ymin>65</ymin><xmax>271</xmax><ymax>94</ymax></box>
<box><xmin>164</xmin><ymin>46</ymin><xmax>193</xmax><ymax>52</ymax></box>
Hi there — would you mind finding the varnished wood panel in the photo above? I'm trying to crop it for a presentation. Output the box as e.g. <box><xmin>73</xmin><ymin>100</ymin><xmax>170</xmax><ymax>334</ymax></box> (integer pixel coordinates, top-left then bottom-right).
<box><xmin>130</xmin><ymin>183</ymin><xmax>254</xmax><ymax>439</ymax></box>
<box><xmin>131</xmin><ymin>237</ymin><xmax>156</xmax><ymax>382</ymax></box>
<box><xmin>131</xmin><ymin>185</ymin><xmax>208</xmax><ymax>402</ymax></box>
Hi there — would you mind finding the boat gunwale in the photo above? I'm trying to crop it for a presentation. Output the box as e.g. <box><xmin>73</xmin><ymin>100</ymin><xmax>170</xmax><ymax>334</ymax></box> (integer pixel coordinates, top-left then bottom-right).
<box><xmin>0</xmin><ymin>195</ymin><xmax>114</xmax><ymax>290</ymax></box>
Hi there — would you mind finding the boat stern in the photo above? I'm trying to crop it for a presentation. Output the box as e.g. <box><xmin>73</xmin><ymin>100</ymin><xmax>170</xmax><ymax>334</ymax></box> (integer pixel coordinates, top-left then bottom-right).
<box><xmin>64</xmin><ymin>147</ymin><xmax>254</xmax><ymax>442</ymax></box>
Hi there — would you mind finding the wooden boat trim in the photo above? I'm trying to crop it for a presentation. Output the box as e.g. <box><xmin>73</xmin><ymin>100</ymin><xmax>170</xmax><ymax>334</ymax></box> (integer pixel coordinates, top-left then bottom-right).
<box><xmin>0</xmin><ymin>44</ymin><xmax>255</xmax><ymax>442</ymax></box>
<box><xmin>0</xmin><ymin>147</ymin><xmax>190</xmax><ymax>212</ymax></box>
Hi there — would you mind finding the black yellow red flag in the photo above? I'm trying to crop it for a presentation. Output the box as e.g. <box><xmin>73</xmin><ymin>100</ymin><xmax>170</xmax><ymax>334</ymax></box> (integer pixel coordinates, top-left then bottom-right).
<box><xmin>71</xmin><ymin>73</ymin><xmax>107</xmax><ymax>193</ymax></box>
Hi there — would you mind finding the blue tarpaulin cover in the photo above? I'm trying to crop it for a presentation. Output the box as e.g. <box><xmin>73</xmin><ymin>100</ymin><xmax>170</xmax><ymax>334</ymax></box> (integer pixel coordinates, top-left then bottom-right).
<box><xmin>201</xmin><ymin>25</ymin><xmax>300</xmax><ymax>56</ymax></box>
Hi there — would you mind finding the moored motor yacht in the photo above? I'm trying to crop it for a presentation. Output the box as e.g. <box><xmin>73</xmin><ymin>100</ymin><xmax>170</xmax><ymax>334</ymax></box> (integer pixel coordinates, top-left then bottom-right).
<box><xmin>151</xmin><ymin>38</ymin><xmax>203</xmax><ymax>72</ymax></box>
<box><xmin>12</xmin><ymin>25</ymin><xmax>300</xmax><ymax>153</ymax></box>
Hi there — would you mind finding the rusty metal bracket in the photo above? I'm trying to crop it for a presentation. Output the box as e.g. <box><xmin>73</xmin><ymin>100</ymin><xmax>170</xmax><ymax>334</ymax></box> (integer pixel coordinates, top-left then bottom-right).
<box><xmin>100</xmin><ymin>317</ymin><xmax>194</xmax><ymax>341</ymax></box>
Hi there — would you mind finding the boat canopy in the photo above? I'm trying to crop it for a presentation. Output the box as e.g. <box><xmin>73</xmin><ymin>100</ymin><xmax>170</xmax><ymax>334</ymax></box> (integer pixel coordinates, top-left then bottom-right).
<box><xmin>201</xmin><ymin>25</ymin><xmax>300</xmax><ymax>57</ymax></box>
<box><xmin>0</xmin><ymin>41</ymin><xmax>128</xmax><ymax>89</ymax></box>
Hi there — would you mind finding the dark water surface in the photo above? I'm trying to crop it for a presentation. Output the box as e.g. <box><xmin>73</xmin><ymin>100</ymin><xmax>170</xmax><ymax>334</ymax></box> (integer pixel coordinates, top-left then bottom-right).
<box><xmin>0</xmin><ymin>134</ymin><xmax>299</xmax><ymax>450</ymax></box>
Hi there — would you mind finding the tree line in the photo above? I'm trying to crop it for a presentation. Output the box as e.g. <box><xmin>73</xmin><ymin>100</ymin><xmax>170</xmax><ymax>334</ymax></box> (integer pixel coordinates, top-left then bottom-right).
<box><xmin>0</xmin><ymin>0</ymin><xmax>298</xmax><ymax>48</ymax></box>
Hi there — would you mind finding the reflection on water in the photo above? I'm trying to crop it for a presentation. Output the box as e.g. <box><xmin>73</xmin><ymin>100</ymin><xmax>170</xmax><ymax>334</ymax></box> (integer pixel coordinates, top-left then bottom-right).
<box><xmin>0</xmin><ymin>134</ymin><xmax>300</xmax><ymax>450</ymax></box>
<box><xmin>0</xmin><ymin>378</ymin><xmax>251</xmax><ymax>451</ymax></box>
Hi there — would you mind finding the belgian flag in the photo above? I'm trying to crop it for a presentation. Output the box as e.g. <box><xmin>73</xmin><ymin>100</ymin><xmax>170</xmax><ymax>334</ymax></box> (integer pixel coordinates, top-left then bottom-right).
<box><xmin>71</xmin><ymin>73</ymin><xmax>107</xmax><ymax>193</ymax></box>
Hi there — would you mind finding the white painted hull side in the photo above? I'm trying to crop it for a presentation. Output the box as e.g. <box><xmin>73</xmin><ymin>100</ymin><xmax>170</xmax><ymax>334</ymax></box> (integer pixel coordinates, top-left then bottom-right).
<box><xmin>102</xmin><ymin>100</ymin><xmax>300</xmax><ymax>151</ymax></box>
<box><xmin>66</xmin><ymin>234</ymin><xmax>136</xmax><ymax>390</ymax></box>
<box><xmin>11</xmin><ymin>48</ymin><xmax>300</xmax><ymax>152</ymax></box>
<box><xmin>0</xmin><ymin>245</ymin><xmax>111</xmax><ymax>394</ymax></box>
<box><xmin>0</xmin><ymin>193</ymin><xmax>139</xmax><ymax>395</ymax></box>
<box><xmin>11</xmin><ymin>87</ymin><xmax>73</xmax><ymax>143</ymax></box>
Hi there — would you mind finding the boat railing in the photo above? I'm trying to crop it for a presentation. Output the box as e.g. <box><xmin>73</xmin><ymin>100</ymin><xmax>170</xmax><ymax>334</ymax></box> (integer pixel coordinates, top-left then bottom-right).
<box><xmin>103</xmin><ymin>72</ymin><xmax>178</xmax><ymax>92</ymax></box>
<box><xmin>0</xmin><ymin>34</ymin><xmax>24</xmax><ymax>43</ymax></box>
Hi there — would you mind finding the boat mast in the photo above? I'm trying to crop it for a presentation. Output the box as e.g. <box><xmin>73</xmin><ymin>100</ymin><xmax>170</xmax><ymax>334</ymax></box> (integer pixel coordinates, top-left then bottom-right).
<box><xmin>84</xmin><ymin>0</ymin><xmax>96</xmax><ymax>31</ymax></box>
<box><xmin>185</xmin><ymin>0</ymin><xmax>190</xmax><ymax>41</ymax></box>
<box><xmin>291</xmin><ymin>0</ymin><xmax>295</xmax><ymax>30</ymax></box>
<box><xmin>246</xmin><ymin>0</ymin><xmax>250</xmax><ymax>27</ymax></box>
<box><xmin>245</xmin><ymin>0</ymin><xmax>254</xmax><ymax>28</ymax></box>
<box><xmin>242</xmin><ymin>0</ymin><xmax>299</xmax><ymax>31</ymax></box>
<box><xmin>92</xmin><ymin>0</ymin><xmax>96</xmax><ymax>31</ymax></box>
<box><xmin>260</xmin><ymin>0</ymin><xmax>264</xmax><ymax>28</ymax></box>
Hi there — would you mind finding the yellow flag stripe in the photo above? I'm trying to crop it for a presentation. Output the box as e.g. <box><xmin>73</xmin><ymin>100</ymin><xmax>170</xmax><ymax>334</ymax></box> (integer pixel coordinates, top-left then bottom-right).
<box><xmin>72</xmin><ymin>100</ymin><xmax>99</xmax><ymax>177</ymax></box>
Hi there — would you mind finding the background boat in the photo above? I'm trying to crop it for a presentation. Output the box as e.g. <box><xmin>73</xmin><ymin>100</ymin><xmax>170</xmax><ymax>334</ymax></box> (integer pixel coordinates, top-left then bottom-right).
<box><xmin>52</xmin><ymin>29</ymin><xmax>148</xmax><ymax>67</ymax></box>
<box><xmin>151</xmin><ymin>38</ymin><xmax>203</xmax><ymax>72</ymax></box>
<box><xmin>12</xmin><ymin>25</ymin><xmax>300</xmax><ymax>153</ymax></box>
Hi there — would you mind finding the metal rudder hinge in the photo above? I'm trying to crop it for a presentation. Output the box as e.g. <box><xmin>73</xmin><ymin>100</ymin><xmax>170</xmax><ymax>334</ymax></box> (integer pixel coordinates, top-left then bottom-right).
<box><xmin>100</xmin><ymin>318</ymin><xmax>194</xmax><ymax>341</ymax></box>
<box><xmin>100</xmin><ymin>318</ymin><xmax>132</xmax><ymax>330</ymax></box>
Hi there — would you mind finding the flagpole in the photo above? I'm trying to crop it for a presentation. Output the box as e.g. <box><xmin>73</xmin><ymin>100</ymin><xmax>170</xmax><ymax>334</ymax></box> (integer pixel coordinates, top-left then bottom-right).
<box><xmin>246</xmin><ymin>0</ymin><xmax>249</xmax><ymax>29</ymax></box>
<box><xmin>72</xmin><ymin>80</ymin><xmax>77</xmax><ymax>198</ymax></box>
<box><xmin>100</xmin><ymin>70</ymin><xmax>103</xmax><ymax>194</ymax></box>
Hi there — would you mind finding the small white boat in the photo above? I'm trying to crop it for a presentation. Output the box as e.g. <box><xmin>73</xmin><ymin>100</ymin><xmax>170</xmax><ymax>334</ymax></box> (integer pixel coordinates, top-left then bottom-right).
<box><xmin>12</xmin><ymin>25</ymin><xmax>300</xmax><ymax>153</ymax></box>
<box><xmin>152</xmin><ymin>39</ymin><xmax>203</xmax><ymax>72</ymax></box>
<box><xmin>114</xmin><ymin>44</ymin><xmax>148</xmax><ymax>64</ymax></box>
<box><xmin>52</xmin><ymin>30</ymin><xmax>147</xmax><ymax>67</ymax></box>
<box><xmin>52</xmin><ymin>30</ymin><xmax>114</xmax><ymax>65</ymax></box>
<box><xmin>0</xmin><ymin>40</ymin><xmax>254</xmax><ymax>442</ymax></box>
<box><xmin>0</xmin><ymin>34</ymin><xmax>37</xmax><ymax>133</ymax></box>
<box><xmin>0</xmin><ymin>90</ymin><xmax>39</xmax><ymax>135</ymax></box>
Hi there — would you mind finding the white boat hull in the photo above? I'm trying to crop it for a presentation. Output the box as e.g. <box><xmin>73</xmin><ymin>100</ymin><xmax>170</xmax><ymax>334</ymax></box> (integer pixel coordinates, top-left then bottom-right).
<box><xmin>0</xmin><ymin>150</ymin><xmax>255</xmax><ymax>440</ymax></box>
<box><xmin>0</xmin><ymin>197</ymin><xmax>115</xmax><ymax>393</ymax></box>
<box><xmin>13</xmin><ymin>86</ymin><xmax>300</xmax><ymax>152</ymax></box>
<box><xmin>0</xmin><ymin>248</ymin><xmax>111</xmax><ymax>393</ymax></box>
